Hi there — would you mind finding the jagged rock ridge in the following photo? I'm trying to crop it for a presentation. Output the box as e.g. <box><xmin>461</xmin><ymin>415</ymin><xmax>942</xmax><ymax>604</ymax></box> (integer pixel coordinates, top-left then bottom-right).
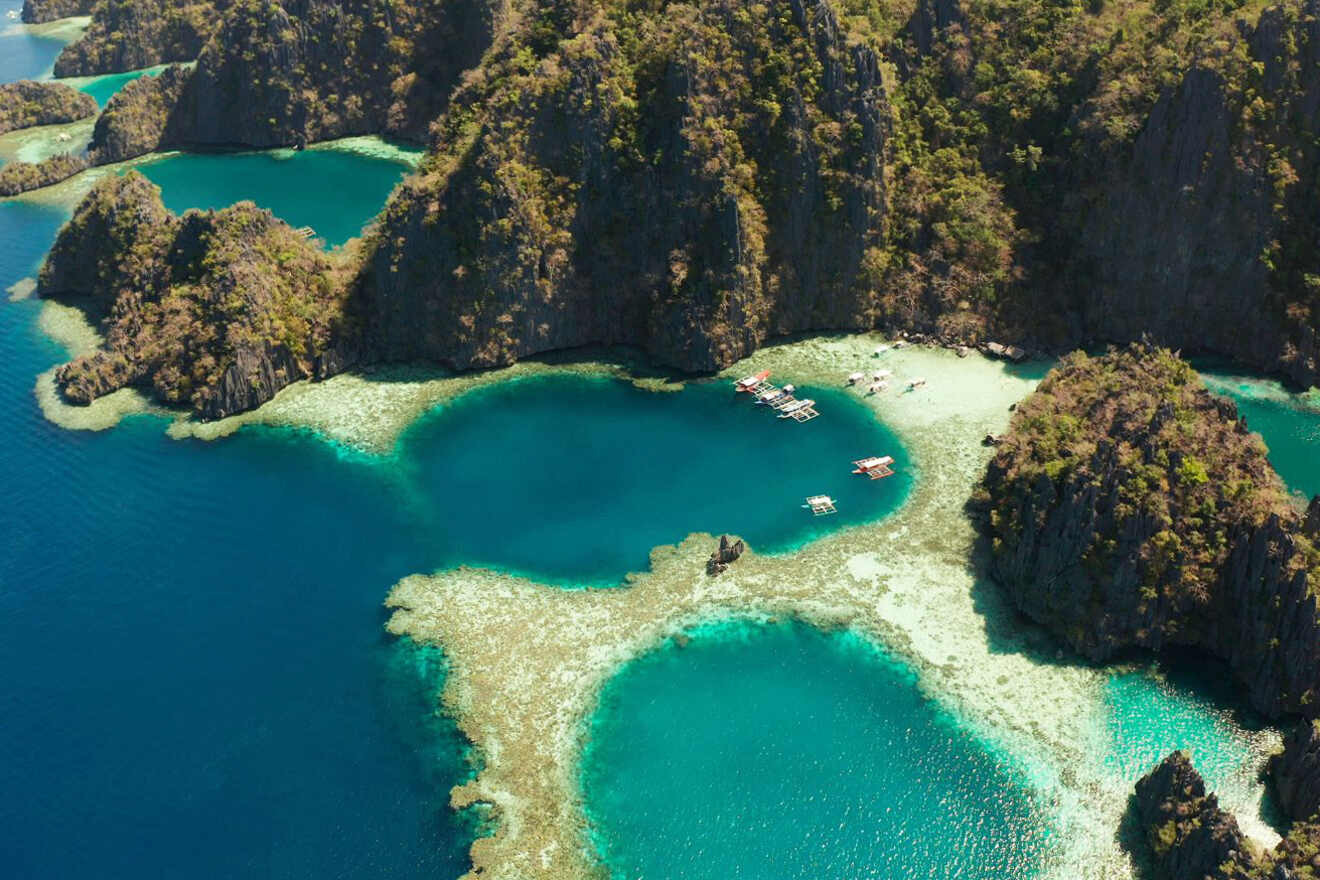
<box><xmin>38</xmin><ymin>173</ymin><xmax>350</xmax><ymax>419</ymax></box>
<box><xmin>976</xmin><ymin>344</ymin><xmax>1320</xmax><ymax>719</ymax></box>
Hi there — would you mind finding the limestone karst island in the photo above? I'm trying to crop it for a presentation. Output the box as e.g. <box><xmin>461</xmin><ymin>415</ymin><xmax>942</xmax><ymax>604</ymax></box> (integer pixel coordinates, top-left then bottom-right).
<box><xmin>4</xmin><ymin>0</ymin><xmax>1320</xmax><ymax>877</ymax></box>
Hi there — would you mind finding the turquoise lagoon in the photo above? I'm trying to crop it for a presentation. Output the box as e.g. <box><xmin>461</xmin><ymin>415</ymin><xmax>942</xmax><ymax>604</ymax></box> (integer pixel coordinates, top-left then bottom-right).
<box><xmin>134</xmin><ymin>146</ymin><xmax>421</xmax><ymax>247</ymax></box>
<box><xmin>582</xmin><ymin>620</ymin><xmax>1049</xmax><ymax>880</ymax></box>
<box><xmin>1202</xmin><ymin>370</ymin><xmax>1320</xmax><ymax>500</ymax></box>
<box><xmin>66</xmin><ymin>65</ymin><xmax>167</xmax><ymax>108</ymax></box>
<box><xmin>1</xmin><ymin>45</ymin><xmax>1314</xmax><ymax>880</ymax></box>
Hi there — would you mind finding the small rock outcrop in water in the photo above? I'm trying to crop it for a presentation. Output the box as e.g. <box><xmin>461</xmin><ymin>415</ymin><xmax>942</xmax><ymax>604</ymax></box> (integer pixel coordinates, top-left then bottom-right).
<box><xmin>1135</xmin><ymin>745</ymin><xmax>1320</xmax><ymax>879</ymax></box>
<box><xmin>0</xmin><ymin>81</ymin><xmax>97</xmax><ymax>135</ymax></box>
<box><xmin>975</xmin><ymin>343</ymin><xmax>1320</xmax><ymax>719</ymax></box>
<box><xmin>1134</xmin><ymin>752</ymin><xmax>1255</xmax><ymax>880</ymax></box>
<box><xmin>38</xmin><ymin>173</ymin><xmax>350</xmax><ymax>419</ymax></box>
<box><xmin>706</xmin><ymin>536</ymin><xmax>746</xmax><ymax>576</ymax></box>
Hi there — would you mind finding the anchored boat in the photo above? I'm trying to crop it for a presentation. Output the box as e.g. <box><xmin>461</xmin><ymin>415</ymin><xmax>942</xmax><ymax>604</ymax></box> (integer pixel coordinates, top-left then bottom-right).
<box><xmin>735</xmin><ymin>370</ymin><xmax>772</xmax><ymax>393</ymax></box>
<box><xmin>852</xmin><ymin>456</ymin><xmax>896</xmax><ymax>480</ymax></box>
<box><xmin>804</xmin><ymin>495</ymin><xmax>837</xmax><ymax>515</ymax></box>
<box><xmin>777</xmin><ymin>398</ymin><xmax>818</xmax><ymax>421</ymax></box>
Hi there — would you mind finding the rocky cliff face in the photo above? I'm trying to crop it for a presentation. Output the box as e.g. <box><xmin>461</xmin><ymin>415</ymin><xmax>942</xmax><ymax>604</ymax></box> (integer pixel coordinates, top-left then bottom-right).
<box><xmin>1135</xmin><ymin>747</ymin><xmax>1320</xmax><ymax>880</ymax></box>
<box><xmin>1074</xmin><ymin>0</ymin><xmax>1320</xmax><ymax>389</ymax></box>
<box><xmin>353</xmin><ymin>0</ymin><xmax>889</xmax><ymax>373</ymax></box>
<box><xmin>0</xmin><ymin>81</ymin><xmax>97</xmax><ymax>135</ymax></box>
<box><xmin>86</xmin><ymin>0</ymin><xmax>499</xmax><ymax>162</ymax></box>
<box><xmin>20</xmin><ymin>0</ymin><xmax>93</xmax><ymax>23</ymax></box>
<box><xmin>87</xmin><ymin>65</ymin><xmax>194</xmax><ymax>164</ymax></box>
<box><xmin>38</xmin><ymin>174</ymin><xmax>350</xmax><ymax>419</ymax></box>
<box><xmin>1275</xmin><ymin>721</ymin><xmax>1320</xmax><ymax>822</ymax></box>
<box><xmin>977</xmin><ymin>344</ymin><xmax>1320</xmax><ymax>719</ymax></box>
<box><xmin>52</xmin><ymin>0</ymin><xmax>226</xmax><ymax>77</ymax></box>
<box><xmin>1134</xmin><ymin>752</ymin><xmax>1257</xmax><ymax>880</ymax></box>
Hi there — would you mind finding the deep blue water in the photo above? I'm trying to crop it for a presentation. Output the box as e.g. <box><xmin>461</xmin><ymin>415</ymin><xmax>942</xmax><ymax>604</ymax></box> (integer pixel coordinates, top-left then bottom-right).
<box><xmin>0</xmin><ymin>166</ymin><xmax>909</xmax><ymax>875</ymax></box>
<box><xmin>0</xmin><ymin>0</ymin><xmax>65</xmax><ymax>82</ymax></box>
<box><xmin>582</xmin><ymin>619</ymin><xmax>1048</xmax><ymax>879</ymax></box>
<box><xmin>0</xmin><ymin>201</ymin><xmax>477</xmax><ymax>878</ymax></box>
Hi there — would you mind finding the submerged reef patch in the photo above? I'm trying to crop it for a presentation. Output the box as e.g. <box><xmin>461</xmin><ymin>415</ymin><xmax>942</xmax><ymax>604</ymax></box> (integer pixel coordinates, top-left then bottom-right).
<box><xmin>383</xmin><ymin>338</ymin><xmax>1280</xmax><ymax>880</ymax></box>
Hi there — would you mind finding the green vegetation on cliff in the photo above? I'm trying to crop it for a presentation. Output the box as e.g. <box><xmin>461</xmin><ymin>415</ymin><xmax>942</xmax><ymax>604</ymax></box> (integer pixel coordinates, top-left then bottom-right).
<box><xmin>39</xmin><ymin>173</ymin><xmax>351</xmax><ymax>418</ymax></box>
<box><xmin>0</xmin><ymin>81</ymin><xmax>97</xmax><ymax>135</ymax></box>
<box><xmin>39</xmin><ymin>0</ymin><xmax>1320</xmax><ymax>411</ymax></box>
<box><xmin>0</xmin><ymin>154</ymin><xmax>90</xmax><ymax>196</ymax></box>
<box><xmin>53</xmin><ymin>0</ymin><xmax>226</xmax><ymax>76</ymax></box>
<box><xmin>977</xmin><ymin>344</ymin><xmax>1320</xmax><ymax>717</ymax></box>
<box><xmin>20</xmin><ymin>0</ymin><xmax>95</xmax><ymax>23</ymax></box>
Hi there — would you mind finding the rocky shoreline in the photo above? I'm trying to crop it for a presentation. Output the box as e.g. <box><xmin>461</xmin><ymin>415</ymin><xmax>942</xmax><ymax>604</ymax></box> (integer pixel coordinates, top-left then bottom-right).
<box><xmin>975</xmin><ymin>343</ymin><xmax>1320</xmax><ymax>878</ymax></box>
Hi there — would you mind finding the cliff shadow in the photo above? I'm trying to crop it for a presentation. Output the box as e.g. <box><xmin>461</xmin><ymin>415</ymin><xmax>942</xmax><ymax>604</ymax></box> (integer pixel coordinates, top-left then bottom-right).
<box><xmin>1117</xmin><ymin>792</ymin><xmax>1160</xmax><ymax>880</ymax></box>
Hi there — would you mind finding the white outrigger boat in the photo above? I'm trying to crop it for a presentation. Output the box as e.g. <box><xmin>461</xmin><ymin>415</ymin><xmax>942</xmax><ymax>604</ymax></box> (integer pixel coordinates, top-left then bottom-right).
<box><xmin>803</xmin><ymin>495</ymin><xmax>837</xmax><ymax>515</ymax></box>
<box><xmin>777</xmin><ymin>398</ymin><xmax>818</xmax><ymax>421</ymax></box>
<box><xmin>734</xmin><ymin>370</ymin><xmax>771</xmax><ymax>393</ymax></box>
<box><xmin>852</xmin><ymin>455</ymin><xmax>896</xmax><ymax>480</ymax></box>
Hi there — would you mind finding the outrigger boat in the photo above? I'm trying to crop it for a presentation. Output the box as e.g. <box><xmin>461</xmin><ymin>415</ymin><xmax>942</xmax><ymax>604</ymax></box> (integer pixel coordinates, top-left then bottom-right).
<box><xmin>804</xmin><ymin>495</ymin><xmax>837</xmax><ymax>515</ymax></box>
<box><xmin>852</xmin><ymin>456</ymin><xmax>896</xmax><ymax>480</ymax></box>
<box><xmin>735</xmin><ymin>370</ymin><xmax>771</xmax><ymax>392</ymax></box>
<box><xmin>777</xmin><ymin>398</ymin><xmax>816</xmax><ymax>418</ymax></box>
<box><xmin>757</xmin><ymin>388</ymin><xmax>788</xmax><ymax>406</ymax></box>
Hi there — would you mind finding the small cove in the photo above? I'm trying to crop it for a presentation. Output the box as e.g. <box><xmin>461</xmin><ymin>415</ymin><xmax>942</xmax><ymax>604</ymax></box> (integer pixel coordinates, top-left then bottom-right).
<box><xmin>132</xmin><ymin>145</ymin><xmax>421</xmax><ymax>247</ymax></box>
<box><xmin>61</xmin><ymin>64</ymin><xmax>169</xmax><ymax>108</ymax></box>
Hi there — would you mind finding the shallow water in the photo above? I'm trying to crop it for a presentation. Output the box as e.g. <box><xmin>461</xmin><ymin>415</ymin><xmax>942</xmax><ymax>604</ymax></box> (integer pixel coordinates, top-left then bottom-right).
<box><xmin>0</xmin><ymin>198</ymin><xmax>480</xmax><ymax>878</ymax></box>
<box><xmin>133</xmin><ymin>147</ymin><xmax>418</xmax><ymax>247</ymax></box>
<box><xmin>582</xmin><ymin>619</ymin><xmax>1049</xmax><ymax>879</ymax></box>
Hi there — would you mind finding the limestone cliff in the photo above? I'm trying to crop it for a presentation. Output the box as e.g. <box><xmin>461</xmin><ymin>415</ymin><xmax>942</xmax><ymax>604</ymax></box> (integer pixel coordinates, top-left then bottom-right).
<box><xmin>1134</xmin><ymin>752</ymin><xmax>1259</xmax><ymax>880</ymax></box>
<box><xmin>352</xmin><ymin>0</ymin><xmax>889</xmax><ymax>372</ymax></box>
<box><xmin>1275</xmin><ymin>721</ymin><xmax>1320</xmax><ymax>823</ymax></box>
<box><xmin>0</xmin><ymin>81</ymin><xmax>97</xmax><ymax>135</ymax></box>
<box><xmin>1074</xmin><ymin>0</ymin><xmax>1320</xmax><ymax>390</ymax></box>
<box><xmin>53</xmin><ymin>0</ymin><xmax>226</xmax><ymax>77</ymax></box>
<box><xmin>87</xmin><ymin>0</ymin><xmax>500</xmax><ymax>162</ymax></box>
<box><xmin>1136</xmin><ymin>748</ymin><xmax>1320</xmax><ymax>879</ymax></box>
<box><xmin>976</xmin><ymin>344</ymin><xmax>1320</xmax><ymax>719</ymax></box>
<box><xmin>38</xmin><ymin>174</ymin><xmax>351</xmax><ymax>419</ymax></box>
<box><xmin>19</xmin><ymin>0</ymin><xmax>93</xmax><ymax>23</ymax></box>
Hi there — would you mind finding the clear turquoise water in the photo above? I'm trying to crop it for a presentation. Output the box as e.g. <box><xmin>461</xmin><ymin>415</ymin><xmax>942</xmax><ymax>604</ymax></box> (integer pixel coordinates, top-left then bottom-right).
<box><xmin>396</xmin><ymin>375</ymin><xmax>912</xmax><ymax>584</ymax></box>
<box><xmin>0</xmin><ymin>0</ymin><xmax>65</xmax><ymax>82</ymax></box>
<box><xmin>70</xmin><ymin>66</ymin><xmax>162</xmax><ymax>108</ymax></box>
<box><xmin>1201</xmin><ymin>372</ymin><xmax>1320</xmax><ymax>500</ymax></box>
<box><xmin>582</xmin><ymin>619</ymin><xmax>1049</xmax><ymax>879</ymax></box>
<box><xmin>1102</xmin><ymin>669</ymin><xmax>1263</xmax><ymax>791</ymax></box>
<box><xmin>133</xmin><ymin>148</ymin><xmax>419</xmax><ymax>247</ymax></box>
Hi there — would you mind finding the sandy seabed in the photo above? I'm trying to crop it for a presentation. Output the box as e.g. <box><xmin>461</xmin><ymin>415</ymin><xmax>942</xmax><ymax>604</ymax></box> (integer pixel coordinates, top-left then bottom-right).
<box><xmin>25</xmin><ymin>313</ymin><xmax>1281</xmax><ymax>878</ymax></box>
<box><xmin>379</xmin><ymin>337</ymin><xmax>1281</xmax><ymax>880</ymax></box>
